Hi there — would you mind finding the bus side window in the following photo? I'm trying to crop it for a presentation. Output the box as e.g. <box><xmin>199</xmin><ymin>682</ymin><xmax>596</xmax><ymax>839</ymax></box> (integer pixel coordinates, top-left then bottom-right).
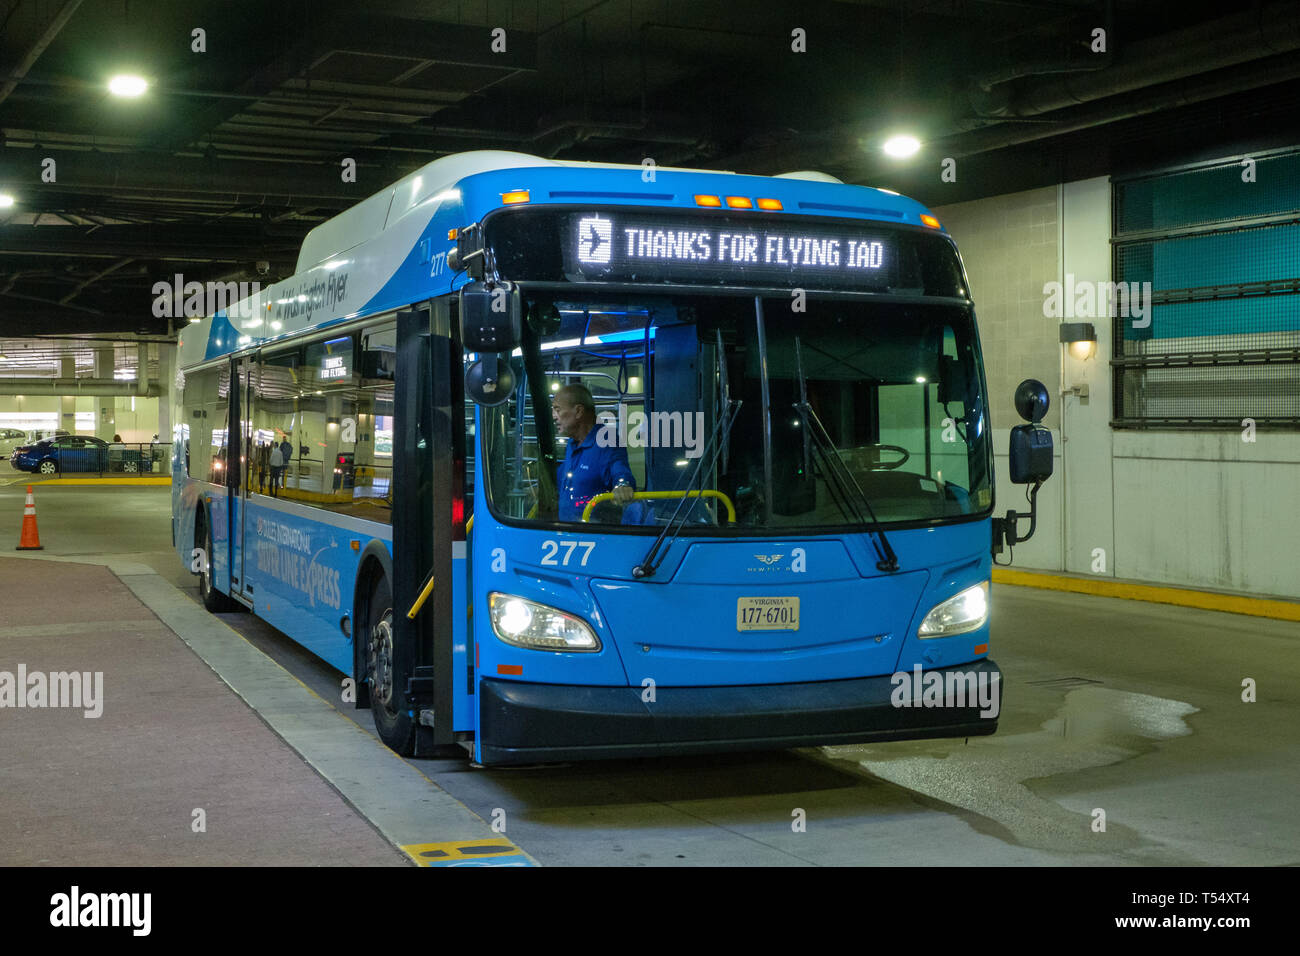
<box><xmin>182</xmin><ymin>365</ymin><xmax>228</xmax><ymax>484</ymax></box>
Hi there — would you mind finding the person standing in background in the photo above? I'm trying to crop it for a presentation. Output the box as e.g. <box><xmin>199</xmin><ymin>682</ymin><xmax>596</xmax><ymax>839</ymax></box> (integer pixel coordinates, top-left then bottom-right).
<box><xmin>269</xmin><ymin>440</ymin><xmax>284</xmax><ymax>496</ymax></box>
<box><xmin>279</xmin><ymin>436</ymin><xmax>294</xmax><ymax>493</ymax></box>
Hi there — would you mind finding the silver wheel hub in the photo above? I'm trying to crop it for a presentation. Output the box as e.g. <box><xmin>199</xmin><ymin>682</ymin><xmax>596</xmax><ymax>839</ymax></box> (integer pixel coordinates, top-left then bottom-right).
<box><xmin>368</xmin><ymin>611</ymin><xmax>395</xmax><ymax>709</ymax></box>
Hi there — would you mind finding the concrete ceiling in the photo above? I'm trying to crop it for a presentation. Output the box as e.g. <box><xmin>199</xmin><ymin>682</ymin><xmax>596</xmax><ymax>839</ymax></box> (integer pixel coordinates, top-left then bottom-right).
<box><xmin>2</xmin><ymin>0</ymin><xmax>1299</xmax><ymax>338</ymax></box>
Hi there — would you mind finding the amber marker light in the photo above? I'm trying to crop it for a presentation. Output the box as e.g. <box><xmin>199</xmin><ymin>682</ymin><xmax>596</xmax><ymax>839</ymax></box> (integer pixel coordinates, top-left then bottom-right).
<box><xmin>974</xmin><ymin>643</ymin><xmax>989</xmax><ymax>654</ymax></box>
<box><xmin>725</xmin><ymin>196</ymin><xmax>753</xmax><ymax>209</ymax></box>
<box><xmin>447</xmin><ymin>228</ymin><xmax>459</xmax><ymax>240</ymax></box>
<box><xmin>920</xmin><ymin>214</ymin><xmax>942</xmax><ymax>228</ymax></box>
<box><xmin>694</xmin><ymin>194</ymin><xmax>722</xmax><ymax>207</ymax></box>
<box><xmin>756</xmin><ymin>198</ymin><xmax>783</xmax><ymax>211</ymax></box>
<box><xmin>501</xmin><ymin>190</ymin><xmax>530</xmax><ymax>205</ymax></box>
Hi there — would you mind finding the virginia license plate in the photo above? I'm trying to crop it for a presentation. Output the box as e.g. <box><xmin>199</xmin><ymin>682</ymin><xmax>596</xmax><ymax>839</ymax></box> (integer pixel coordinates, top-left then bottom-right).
<box><xmin>736</xmin><ymin>596</ymin><xmax>800</xmax><ymax>631</ymax></box>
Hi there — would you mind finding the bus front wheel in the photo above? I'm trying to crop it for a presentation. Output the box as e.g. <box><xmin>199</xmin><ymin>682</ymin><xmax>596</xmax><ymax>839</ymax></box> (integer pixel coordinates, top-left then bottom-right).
<box><xmin>365</xmin><ymin>574</ymin><xmax>415</xmax><ymax>755</ymax></box>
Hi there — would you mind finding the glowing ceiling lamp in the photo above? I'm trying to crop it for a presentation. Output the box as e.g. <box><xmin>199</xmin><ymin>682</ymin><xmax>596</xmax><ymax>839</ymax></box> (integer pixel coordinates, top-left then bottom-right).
<box><xmin>882</xmin><ymin>134</ymin><xmax>921</xmax><ymax>159</ymax></box>
<box><xmin>108</xmin><ymin>74</ymin><xmax>148</xmax><ymax>97</ymax></box>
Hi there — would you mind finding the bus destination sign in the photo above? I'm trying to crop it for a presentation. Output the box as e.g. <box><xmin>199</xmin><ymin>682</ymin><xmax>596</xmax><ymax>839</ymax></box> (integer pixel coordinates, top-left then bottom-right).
<box><xmin>566</xmin><ymin>213</ymin><xmax>901</xmax><ymax>290</ymax></box>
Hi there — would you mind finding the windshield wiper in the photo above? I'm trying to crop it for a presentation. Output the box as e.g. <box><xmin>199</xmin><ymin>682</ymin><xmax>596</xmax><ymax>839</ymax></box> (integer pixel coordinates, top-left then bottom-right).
<box><xmin>793</xmin><ymin>338</ymin><xmax>900</xmax><ymax>573</ymax></box>
<box><xmin>631</xmin><ymin>398</ymin><xmax>741</xmax><ymax>579</ymax></box>
<box><xmin>632</xmin><ymin>334</ymin><xmax>742</xmax><ymax>579</ymax></box>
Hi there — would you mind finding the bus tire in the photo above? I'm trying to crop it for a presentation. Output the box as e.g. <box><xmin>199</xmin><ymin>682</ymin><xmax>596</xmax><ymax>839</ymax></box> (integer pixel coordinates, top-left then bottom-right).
<box><xmin>365</xmin><ymin>573</ymin><xmax>415</xmax><ymax>755</ymax></box>
<box><xmin>197</xmin><ymin>513</ymin><xmax>236</xmax><ymax>613</ymax></box>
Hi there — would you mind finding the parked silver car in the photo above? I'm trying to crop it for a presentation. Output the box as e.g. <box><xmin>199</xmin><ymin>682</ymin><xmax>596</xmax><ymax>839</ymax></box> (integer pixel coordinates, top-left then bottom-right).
<box><xmin>0</xmin><ymin>428</ymin><xmax>28</xmax><ymax>460</ymax></box>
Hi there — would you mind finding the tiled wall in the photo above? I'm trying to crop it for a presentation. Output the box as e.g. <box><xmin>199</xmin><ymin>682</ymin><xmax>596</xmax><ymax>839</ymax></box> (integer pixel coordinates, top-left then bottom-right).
<box><xmin>934</xmin><ymin>187</ymin><xmax>1062</xmax><ymax>433</ymax></box>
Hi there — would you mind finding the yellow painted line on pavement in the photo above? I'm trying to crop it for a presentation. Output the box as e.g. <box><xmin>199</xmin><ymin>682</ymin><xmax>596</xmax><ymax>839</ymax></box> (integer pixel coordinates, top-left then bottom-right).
<box><xmin>992</xmin><ymin>568</ymin><xmax>1300</xmax><ymax>623</ymax></box>
<box><xmin>402</xmin><ymin>838</ymin><xmax>532</xmax><ymax>867</ymax></box>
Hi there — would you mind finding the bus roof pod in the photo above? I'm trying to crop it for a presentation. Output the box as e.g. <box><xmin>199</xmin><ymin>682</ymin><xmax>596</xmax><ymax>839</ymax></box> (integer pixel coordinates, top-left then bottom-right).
<box><xmin>295</xmin><ymin>150</ymin><xmax>559</xmax><ymax>273</ymax></box>
<box><xmin>295</xmin><ymin>150</ymin><xmax>746</xmax><ymax>273</ymax></box>
<box><xmin>773</xmin><ymin>170</ymin><xmax>845</xmax><ymax>183</ymax></box>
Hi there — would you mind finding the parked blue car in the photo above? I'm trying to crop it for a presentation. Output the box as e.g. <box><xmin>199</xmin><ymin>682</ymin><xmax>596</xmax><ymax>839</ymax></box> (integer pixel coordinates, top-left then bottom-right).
<box><xmin>10</xmin><ymin>436</ymin><xmax>109</xmax><ymax>474</ymax></box>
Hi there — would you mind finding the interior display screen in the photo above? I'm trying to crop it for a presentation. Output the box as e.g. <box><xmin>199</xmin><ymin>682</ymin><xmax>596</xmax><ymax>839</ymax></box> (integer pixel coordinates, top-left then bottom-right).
<box><xmin>564</xmin><ymin>212</ymin><xmax>899</xmax><ymax>289</ymax></box>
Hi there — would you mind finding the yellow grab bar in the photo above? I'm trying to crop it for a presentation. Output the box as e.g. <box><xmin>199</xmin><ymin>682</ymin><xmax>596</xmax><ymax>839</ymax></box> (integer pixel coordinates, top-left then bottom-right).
<box><xmin>407</xmin><ymin>571</ymin><xmax>435</xmax><ymax>619</ymax></box>
<box><xmin>581</xmin><ymin>489</ymin><xmax>736</xmax><ymax>523</ymax></box>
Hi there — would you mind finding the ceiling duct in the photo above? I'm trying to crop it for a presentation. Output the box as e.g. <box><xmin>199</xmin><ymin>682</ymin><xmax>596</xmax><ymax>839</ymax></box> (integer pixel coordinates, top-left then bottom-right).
<box><xmin>967</xmin><ymin>0</ymin><xmax>1300</xmax><ymax>120</ymax></box>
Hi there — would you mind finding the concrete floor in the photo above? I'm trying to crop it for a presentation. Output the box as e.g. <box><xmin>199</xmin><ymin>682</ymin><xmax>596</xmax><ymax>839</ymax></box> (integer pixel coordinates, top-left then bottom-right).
<box><xmin>3</xmin><ymin>482</ymin><xmax>1298</xmax><ymax>866</ymax></box>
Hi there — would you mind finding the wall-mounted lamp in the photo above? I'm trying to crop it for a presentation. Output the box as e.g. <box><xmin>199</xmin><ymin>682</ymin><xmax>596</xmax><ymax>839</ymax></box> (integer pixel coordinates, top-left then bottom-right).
<box><xmin>1059</xmin><ymin>321</ymin><xmax>1097</xmax><ymax>361</ymax></box>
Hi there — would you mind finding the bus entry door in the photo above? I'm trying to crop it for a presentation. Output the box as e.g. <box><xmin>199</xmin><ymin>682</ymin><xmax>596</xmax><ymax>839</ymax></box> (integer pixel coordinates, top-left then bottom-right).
<box><xmin>232</xmin><ymin>356</ymin><xmax>257</xmax><ymax>602</ymax></box>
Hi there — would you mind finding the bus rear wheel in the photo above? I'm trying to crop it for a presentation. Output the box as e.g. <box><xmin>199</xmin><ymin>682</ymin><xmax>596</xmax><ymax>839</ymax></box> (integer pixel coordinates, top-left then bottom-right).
<box><xmin>365</xmin><ymin>574</ymin><xmax>415</xmax><ymax>754</ymax></box>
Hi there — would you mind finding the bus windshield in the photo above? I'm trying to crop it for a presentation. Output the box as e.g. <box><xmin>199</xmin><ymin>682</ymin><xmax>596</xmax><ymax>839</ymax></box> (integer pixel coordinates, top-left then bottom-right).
<box><xmin>481</xmin><ymin>294</ymin><xmax>992</xmax><ymax>534</ymax></box>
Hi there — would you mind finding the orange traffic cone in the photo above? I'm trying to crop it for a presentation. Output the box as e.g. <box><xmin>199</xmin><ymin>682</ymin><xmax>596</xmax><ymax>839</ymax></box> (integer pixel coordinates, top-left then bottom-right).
<box><xmin>16</xmin><ymin>484</ymin><xmax>43</xmax><ymax>550</ymax></box>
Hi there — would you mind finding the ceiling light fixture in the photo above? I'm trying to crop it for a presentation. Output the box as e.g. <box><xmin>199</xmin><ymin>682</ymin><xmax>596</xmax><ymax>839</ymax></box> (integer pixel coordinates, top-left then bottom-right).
<box><xmin>882</xmin><ymin>134</ymin><xmax>922</xmax><ymax>159</ymax></box>
<box><xmin>108</xmin><ymin>74</ymin><xmax>148</xmax><ymax>97</ymax></box>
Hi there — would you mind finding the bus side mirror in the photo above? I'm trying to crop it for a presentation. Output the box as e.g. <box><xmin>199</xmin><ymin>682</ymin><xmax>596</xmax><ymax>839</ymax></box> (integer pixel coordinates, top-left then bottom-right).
<box><xmin>993</xmin><ymin>379</ymin><xmax>1052</xmax><ymax>556</ymax></box>
<box><xmin>461</xmin><ymin>281</ymin><xmax>522</xmax><ymax>406</ymax></box>
<box><xmin>1008</xmin><ymin>378</ymin><xmax>1053</xmax><ymax>483</ymax></box>
<box><xmin>465</xmin><ymin>355</ymin><xmax>515</xmax><ymax>406</ymax></box>
<box><xmin>460</xmin><ymin>281</ymin><xmax>522</xmax><ymax>352</ymax></box>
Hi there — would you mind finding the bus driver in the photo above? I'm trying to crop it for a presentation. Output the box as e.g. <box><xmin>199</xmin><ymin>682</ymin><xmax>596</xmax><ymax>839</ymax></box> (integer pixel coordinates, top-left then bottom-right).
<box><xmin>551</xmin><ymin>384</ymin><xmax>636</xmax><ymax>521</ymax></box>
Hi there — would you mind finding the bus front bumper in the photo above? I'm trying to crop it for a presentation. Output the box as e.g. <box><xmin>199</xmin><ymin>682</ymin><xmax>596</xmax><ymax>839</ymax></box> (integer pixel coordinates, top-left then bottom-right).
<box><xmin>477</xmin><ymin>658</ymin><xmax>1002</xmax><ymax>765</ymax></box>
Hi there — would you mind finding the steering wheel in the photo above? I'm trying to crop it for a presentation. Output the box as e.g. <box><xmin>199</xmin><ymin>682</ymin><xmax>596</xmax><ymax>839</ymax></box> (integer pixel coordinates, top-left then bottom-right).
<box><xmin>867</xmin><ymin>444</ymin><xmax>911</xmax><ymax>470</ymax></box>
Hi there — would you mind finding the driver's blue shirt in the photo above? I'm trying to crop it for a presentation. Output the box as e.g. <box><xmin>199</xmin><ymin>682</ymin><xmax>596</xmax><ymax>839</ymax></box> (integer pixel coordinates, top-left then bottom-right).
<box><xmin>558</xmin><ymin>427</ymin><xmax>635</xmax><ymax>521</ymax></box>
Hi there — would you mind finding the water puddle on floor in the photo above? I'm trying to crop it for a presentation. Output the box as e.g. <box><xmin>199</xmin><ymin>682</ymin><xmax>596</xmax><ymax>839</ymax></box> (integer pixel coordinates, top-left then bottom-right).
<box><xmin>818</xmin><ymin>687</ymin><xmax>1199</xmax><ymax>859</ymax></box>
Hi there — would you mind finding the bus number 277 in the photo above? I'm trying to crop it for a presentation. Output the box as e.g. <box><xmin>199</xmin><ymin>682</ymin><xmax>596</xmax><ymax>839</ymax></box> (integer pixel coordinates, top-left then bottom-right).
<box><xmin>540</xmin><ymin>540</ymin><xmax>596</xmax><ymax>567</ymax></box>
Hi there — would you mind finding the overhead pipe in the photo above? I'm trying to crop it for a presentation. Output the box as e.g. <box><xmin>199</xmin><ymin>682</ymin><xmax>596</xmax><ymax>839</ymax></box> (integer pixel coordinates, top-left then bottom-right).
<box><xmin>964</xmin><ymin>0</ymin><xmax>1116</xmax><ymax>121</ymax></box>
<box><xmin>722</xmin><ymin>4</ymin><xmax>1300</xmax><ymax>176</ymax></box>
<box><xmin>936</xmin><ymin>49</ymin><xmax>1300</xmax><ymax>158</ymax></box>
<box><xmin>973</xmin><ymin>0</ymin><xmax>1300</xmax><ymax>119</ymax></box>
<box><xmin>0</xmin><ymin>379</ymin><xmax>163</xmax><ymax>397</ymax></box>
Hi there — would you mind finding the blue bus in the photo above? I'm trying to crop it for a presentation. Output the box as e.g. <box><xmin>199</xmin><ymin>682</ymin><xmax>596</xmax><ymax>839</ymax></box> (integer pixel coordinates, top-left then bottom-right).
<box><xmin>173</xmin><ymin>150</ymin><xmax>1052</xmax><ymax>765</ymax></box>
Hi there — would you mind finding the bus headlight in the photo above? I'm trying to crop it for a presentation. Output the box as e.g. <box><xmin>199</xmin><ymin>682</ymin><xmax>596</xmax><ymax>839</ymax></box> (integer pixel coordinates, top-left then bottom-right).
<box><xmin>488</xmin><ymin>593</ymin><xmax>601</xmax><ymax>651</ymax></box>
<box><xmin>918</xmin><ymin>582</ymin><xmax>988</xmax><ymax>638</ymax></box>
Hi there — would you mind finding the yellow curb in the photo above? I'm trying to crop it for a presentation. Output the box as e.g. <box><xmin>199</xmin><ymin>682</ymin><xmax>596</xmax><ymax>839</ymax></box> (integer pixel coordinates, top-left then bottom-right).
<box><xmin>992</xmin><ymin>568</ymin><xmax>1300</xmax><ymax>623</ymax></box>
<box><xmin>23</xmin><ymin>477</ymin><xmax>171</xmax><ymax>486</ymax></box>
